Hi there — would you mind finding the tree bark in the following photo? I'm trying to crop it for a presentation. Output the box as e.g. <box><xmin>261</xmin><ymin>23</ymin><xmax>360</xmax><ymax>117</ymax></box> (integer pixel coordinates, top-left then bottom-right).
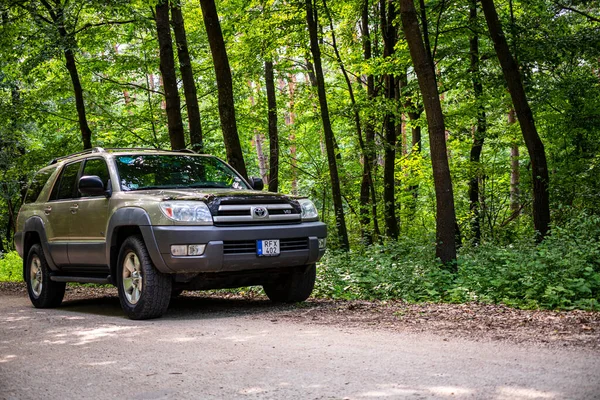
<box><xmin>156</xmin><ymin>1</ymin><xmax>186</xmax><ymax>150</ymax></box>
<box><xmin>171</xmin><ymin>1</ymin><xmax>203</xmax><ymax>152</ymax></box>
<box><xmin>381</xmin><ymin>0</ymin><xmax>400</xmax><ymax>240</ymax></box>
<box><xmin>468</xmin><ymin>0</ymin><xmax>486</xmax><ymax>244</ymax></box>
<box><xmin>265</xmin><ymin>60</ymin><xmax>279</xmax><ymax>192</ymax></box>
<box><xmin>480</xmin><ymin>0</ymin><xmax>550</xmax><ymax>239</ymax></box>
<box><xmin>509</xmin><ymin>109</ymin><xmax>521</xmax><ymax>213</ymax></box>
<box><xmin>200</xmin><ymin>0</ymin><xmax>248</xmax><ymax>179</ymax></box>
<box><xmin>306</xmin><ymin>0</ymin><xmax>349</xmax><ymax>251</ymax></box>
<box><xmin>400</xmin><ymin>0</ymin><xmax>457</xmax><ymax>264</ymax></box>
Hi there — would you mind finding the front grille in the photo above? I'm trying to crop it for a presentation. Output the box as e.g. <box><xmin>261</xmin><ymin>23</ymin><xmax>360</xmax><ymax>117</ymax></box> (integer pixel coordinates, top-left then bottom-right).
<box><xmin>223</xmin><ymin>238</ymin><xmax>309</xmax><ymax>255</ymax></box>
<box><xmin>213</xmin><ymin>203</ymin><xmax>301</xmax><ymax>225</ymax></box>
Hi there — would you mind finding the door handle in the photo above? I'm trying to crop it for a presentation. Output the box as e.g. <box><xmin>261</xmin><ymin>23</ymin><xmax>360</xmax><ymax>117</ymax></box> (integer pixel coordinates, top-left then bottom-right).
<box><xmin>44</xmin><ymin>206</ymin><xmax>52</xmax><ymax>215</ymax></box>
<box><xmin>70</xmin><ymin>204</ymin><xmax>79</xmax><ymax>214</ymax></box>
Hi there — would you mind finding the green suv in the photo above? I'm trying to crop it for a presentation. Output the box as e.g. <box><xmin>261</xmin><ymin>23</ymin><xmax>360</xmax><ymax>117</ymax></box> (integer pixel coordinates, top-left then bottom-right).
<box><xmin>15</xmin><ymin>148</ymin><xmax>327</xmax><ymax>319</ymax></box>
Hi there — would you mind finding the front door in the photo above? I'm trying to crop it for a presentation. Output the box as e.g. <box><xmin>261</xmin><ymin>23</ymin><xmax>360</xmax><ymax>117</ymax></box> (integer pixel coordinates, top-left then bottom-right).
<box><xmin>68</xmin><ymin>158</ymin><xmax>111</xmax><ymax>266</ymax></box>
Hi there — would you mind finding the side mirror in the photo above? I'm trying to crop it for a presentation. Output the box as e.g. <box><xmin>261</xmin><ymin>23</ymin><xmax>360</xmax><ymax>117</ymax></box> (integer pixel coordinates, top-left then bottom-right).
<box><xmin>250</xmin><ymin>177</ymin><xmax>264</xmax><ymax>191</ymax></box>
<box><xmin>79</xmin><ymin>175</ymin><xmax>110</xmax><ymax>197</ymax></box>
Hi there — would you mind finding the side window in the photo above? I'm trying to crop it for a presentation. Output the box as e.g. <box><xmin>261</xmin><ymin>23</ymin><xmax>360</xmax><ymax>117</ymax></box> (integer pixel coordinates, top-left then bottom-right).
<box><xmin>24</xmin><ymin>167</ymin><xmax>56</xmax><ymax>204</ymax></box>
<box><xmin>82</xmin><ymin>158</ymin><xmax>110</xmax><ymax>195</ymax></box>
<box><xmin>49</xmin><ymin>161</ymin><xmax>82</xmax><ymax>201</ymax></box>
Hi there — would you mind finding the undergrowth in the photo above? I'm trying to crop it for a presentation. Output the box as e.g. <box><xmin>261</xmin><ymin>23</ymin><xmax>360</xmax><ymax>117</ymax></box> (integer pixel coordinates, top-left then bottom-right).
<box><xmin>314</xmin><ymin>214</ymin><xmax>600</xmax><ymax>311</ymax></box>
<box><xmin>0</xmin><ymin>251</ymin><xmax>22</xmax><ymax>282</ymax></box>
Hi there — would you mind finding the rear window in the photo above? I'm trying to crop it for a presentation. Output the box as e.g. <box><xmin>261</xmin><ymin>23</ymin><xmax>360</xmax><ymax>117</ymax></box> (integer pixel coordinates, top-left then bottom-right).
<box><xmin>24</xmin><ymin>167</ymin><xmax>56</xmax><ymax>204</ymax></box>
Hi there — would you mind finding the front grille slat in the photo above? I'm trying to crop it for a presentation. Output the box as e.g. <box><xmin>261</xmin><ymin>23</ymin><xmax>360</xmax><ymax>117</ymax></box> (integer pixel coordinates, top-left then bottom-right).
<box><xmin>223</xmin><ymin>238</ymin><xmax>309</xmax><ymax>255</ymax></box>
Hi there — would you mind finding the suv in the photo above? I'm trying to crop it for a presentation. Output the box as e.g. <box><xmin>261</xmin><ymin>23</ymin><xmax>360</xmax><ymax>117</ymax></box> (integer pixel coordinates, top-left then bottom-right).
<box><xmin>15</xmin><ymin>148</ymin><xmax>326</xmax><ymax>319</ymax></box>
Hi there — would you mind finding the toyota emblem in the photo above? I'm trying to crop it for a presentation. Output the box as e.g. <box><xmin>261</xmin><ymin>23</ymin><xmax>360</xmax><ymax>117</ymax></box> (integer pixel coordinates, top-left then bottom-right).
<box><xmin>252</xmin><ymin>206</ymin><xmax>268</xmax><ymax>219</ymax></box>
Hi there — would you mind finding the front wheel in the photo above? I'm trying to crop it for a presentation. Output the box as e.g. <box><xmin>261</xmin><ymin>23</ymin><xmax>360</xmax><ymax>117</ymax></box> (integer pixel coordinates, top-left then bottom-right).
<box><xmin>25</xmin><ymin>244</ymin><xmax>65</xmax><ymax>308</ymax></box>
<box><xmin>263</xmin><ymin>264</ymin><xmax>316</xmax><ymax>303</ymax></box>
<box><xmin>117</xmin><ymin>235</ymin><xmax>172</xmax><ymax>320</ymax></box>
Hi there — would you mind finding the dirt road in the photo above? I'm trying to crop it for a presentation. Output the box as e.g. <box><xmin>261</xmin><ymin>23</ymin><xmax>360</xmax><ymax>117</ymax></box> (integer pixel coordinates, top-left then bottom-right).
<box><xmin>1</xmin><ymin>289</ymin><xmax>599</xmax><ymax>399</ymax></box>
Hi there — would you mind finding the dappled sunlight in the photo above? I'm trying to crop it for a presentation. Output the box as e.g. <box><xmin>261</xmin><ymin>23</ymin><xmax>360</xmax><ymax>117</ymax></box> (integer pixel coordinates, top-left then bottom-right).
<box><xmin>239</xmin><ymin>386</ymin><xmax>267</xmax><ymax>395</ymax></box>
<box><xmin>86</xmin><ymin>361</ymin><xmax>117</xmax><ymax>366</ymax></box>
<box><xmin>495</xmin><ymin>386</ymin><xmax>558</xmax><ymax>399</ymax></box>
<box><xmin>0</xmin><ymin>354</ymin><xmax>17</xmax><ymax>363</ymax></box>
<box><xmin>72</xmin><ymin>326</ymin><xmax>137</xmax><ymax>346</ymax></box>
<box><xmin>429</xmin><ymin>386</ymin><xmax>475</xmax><ymax>396</ymax></box>
<box><xmin>159</xmin><ymin>336</ymin><xmax>196</xmax><ymax>343</ymax></box>
<box><xmin>0</xmin><ymin>315</ymin><xmax>33</xmax><ymax>323</ymax></box>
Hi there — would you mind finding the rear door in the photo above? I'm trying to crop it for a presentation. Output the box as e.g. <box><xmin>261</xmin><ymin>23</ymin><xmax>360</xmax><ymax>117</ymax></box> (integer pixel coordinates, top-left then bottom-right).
<box><xmin>44</xmin><ymin>161</ymin><xmax>83</xmax><ymax>266</ymax></box>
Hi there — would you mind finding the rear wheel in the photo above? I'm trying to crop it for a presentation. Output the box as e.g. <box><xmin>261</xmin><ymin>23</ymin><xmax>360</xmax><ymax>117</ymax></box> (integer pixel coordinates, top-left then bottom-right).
<box><xmin>25</xmin><ymin>244</ymin><xmax>65</xmax><ymax>308</ymax></box>
<box><xmin>117</xmin><ymin>235</ymin><xmax>171</xmax><ymax>320</ymax></box>
<box><xmin>263</xmin><ymin>264</ymin><xmax>316</xmax><ymax>303</ymax></box>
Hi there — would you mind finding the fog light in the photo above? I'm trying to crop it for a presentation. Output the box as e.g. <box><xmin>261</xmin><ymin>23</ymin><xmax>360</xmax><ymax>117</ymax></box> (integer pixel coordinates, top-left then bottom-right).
<box><xmin>188</xmin><ymin>244</ymin><xmax>206</xmax><ymax>256</ymax></box>
<box><xmin>170</xmin><ymin>244</ymin><xmax>207</xmax><ymax>256</ymax></box>
<box><xmin>171</xmin><ymin>245</ymin><xmax>187</xmax><ymax>256</ymax></box>
<box><xmin>318</xmin><ymin>238</ymin><xmax>326</xmax><ymax>249</ymax></box>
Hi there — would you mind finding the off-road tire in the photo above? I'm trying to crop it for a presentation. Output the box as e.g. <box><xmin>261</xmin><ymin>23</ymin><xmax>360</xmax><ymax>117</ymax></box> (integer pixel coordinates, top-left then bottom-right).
<box><xmin>25</xmin><ymin>244</ymin><xmax>66</xmax><ymax>308</ymax></box>
<box><xmin>117</xmin><ymin>235</ymin><xmax>172</xmax><ymax>320</ymax></box>
<box><xmin>263</xmin><ymin>264</ymin><xmax>316</xmax><ymax>303</ymax></box>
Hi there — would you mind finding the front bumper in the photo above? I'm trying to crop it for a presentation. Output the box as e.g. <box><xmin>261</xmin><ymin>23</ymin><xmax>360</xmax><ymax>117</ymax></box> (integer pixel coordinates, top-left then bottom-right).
<box><xmin>145</xmin><ymin>222</ymin><xmax>327</xmax><ymax>274</ymax></box>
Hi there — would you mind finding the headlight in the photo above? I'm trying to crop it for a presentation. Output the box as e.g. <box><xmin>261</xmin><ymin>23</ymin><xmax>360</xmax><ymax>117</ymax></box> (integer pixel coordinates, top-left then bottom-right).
<box><xmin>159</xmin><ymin>201</ymin><xmax>213</xmax><ymax>224</ymax></box>
<box><xmin>298</xmin><ymin>199</ymin><xmax>319</xmax><ymax>221</ymax></box>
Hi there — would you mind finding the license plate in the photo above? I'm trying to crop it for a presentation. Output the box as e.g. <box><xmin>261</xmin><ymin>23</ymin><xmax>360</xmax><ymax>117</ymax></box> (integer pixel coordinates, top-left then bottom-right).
<box><xmin>257</xmin><ymin>239</ymin><xmax>280</xmax><ymax>257</ymax></box>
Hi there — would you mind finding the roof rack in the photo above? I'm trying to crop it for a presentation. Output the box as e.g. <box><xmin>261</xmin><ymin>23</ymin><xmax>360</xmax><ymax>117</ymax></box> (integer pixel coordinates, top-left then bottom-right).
<box><xmin>48</xmin><ymin>147</ymin><xmax>105</xmax><ymax>165</ymax></box>
<box><xmin>47</xmin><ymin>147</ymin><xmax>200</xmax><ymax>165</ymax></box>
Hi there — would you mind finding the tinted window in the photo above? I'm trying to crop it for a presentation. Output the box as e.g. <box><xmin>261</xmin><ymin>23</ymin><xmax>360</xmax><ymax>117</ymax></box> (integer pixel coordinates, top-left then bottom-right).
<box><xmin>82</xmin><ymin>158</ymin><xmax>110</xmax><ymax>193</ymax></box>
<box><xmin>24</xmin><ymin>167</ymin><xmax>56</xmax><ymax>204</ymax></box>
<box><xmin>50</xmin><ymin>161</ymin><xmax>82</xmax><ymax>200</ymax></box>
<box><xmin>115</xmin><ymin>155</ymin><xmax>248</xmax><ymax>191</ymax></box>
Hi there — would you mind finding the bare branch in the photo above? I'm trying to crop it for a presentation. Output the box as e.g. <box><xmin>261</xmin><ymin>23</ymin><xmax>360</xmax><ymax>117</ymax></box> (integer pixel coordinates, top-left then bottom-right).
<box><xmin>91</xmin><ymin>72</ymin><xmax>165</xmax><ymax>95</ymax></box>
<box><xmin>74</xmin><ymin>19</ymin><xmax>136</xmax><ymax>34</ymax></box>
<box><xmin>554</xmin><ymin>1</ymin><xmax>600</xmax><ymax>23</ymax></box>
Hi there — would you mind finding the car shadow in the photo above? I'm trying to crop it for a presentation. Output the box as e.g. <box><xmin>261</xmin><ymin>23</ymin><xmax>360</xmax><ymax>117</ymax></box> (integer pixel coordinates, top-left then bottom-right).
<box><xmin>59</xmin><ymin>293</ymin><xmax>314</xmax><ymax>320</ymax></box>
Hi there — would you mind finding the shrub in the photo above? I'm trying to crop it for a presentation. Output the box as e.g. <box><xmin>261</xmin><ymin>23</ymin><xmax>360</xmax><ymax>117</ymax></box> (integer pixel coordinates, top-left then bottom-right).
<box><xmin>0</xmin><ymin>251</ymin><xmax>23</xmax><ymax>282</ymax></box>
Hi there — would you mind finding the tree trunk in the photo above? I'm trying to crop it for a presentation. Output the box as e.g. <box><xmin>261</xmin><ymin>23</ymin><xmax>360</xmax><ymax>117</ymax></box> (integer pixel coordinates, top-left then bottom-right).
<box><xmin>156</xmin><ymin>1</ymin><xmax>186</xmax><ymax>150</ymax></box>
<box><xmin>285</xmin><ymin>76</ymin><xmax>299</xmax><ymax>195</ymax></box>
<box><xmin>306</xmin><ymin>0</ymin><xmax>349</xmax><ymax>251</ymax></box>
<box><xmin>480</xmin><ymin>0</ymin><xmax>550</xmax><ymax>240</ymax></box>
<box><xmin>360</xmin><ymin>0</ymin><xmax>380</xmax><ymax>243</ymax></box>
<box><xmin>400</xmin><ymin>0</ymin><xmax>457</xmax><ymax>265</ymax></box>
<box><xmin>325</xmin><ymin>0</ymin><xmax>374</xmax><ymax>243</ymax></box>
<box><xmin>468</xmin><ymin>0</ymin><xmax>486</xmax><ymax>244</ymax></box>
<box><xmin>171</xmin><ymin>1</ymin><xmax>203</xmax><ymax>152</ymax></box>
<box><xmin>265</xmin><ymin>60</ymin><xmax>279</xmax><ymax>192</ymax></box>
<box><xmin>200</xmin><ymin>0</ymin><xmax>248</xmax><ymax>179</ymax></box>
<box><xmin>509</xmin><ymin>109</ymin><xmax>520</xmax><ymax>213</ymax></box>
<box><xmin>381</xmin><ymin>0</ymin><xmax>400</xmax><ymax>240</ymax></box>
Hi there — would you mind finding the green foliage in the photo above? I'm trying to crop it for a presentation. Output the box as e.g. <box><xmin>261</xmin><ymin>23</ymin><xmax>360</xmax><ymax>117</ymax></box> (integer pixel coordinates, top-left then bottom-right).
<box><xmin>0</xmin><ymin>251</ymin><xmax>22</xmax><ymax>282</ymax></box>
<box><xmin>315</xmin><ymin>214</ymin><xmax>600</xmax><ymax>310</ymax></box>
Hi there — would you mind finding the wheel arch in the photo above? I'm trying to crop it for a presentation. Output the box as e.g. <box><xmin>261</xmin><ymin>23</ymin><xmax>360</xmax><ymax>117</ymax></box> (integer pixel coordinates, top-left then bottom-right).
<box><xmin>106</xmin><ymin>208</ymin><xmax>171</xmax><ymax>280</ymax></box>
<box><xmin>21</xmin><ymin>217</ymin><xmax>58</xmax><ymax>279</ymax></box>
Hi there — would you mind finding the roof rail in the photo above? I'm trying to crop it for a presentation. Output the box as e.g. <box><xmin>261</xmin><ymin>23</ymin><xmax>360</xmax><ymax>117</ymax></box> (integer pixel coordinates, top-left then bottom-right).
<box><xmin>48</xmin><ymin>147</ymin><xmax>105</xmax><ymax>165</ymax></box>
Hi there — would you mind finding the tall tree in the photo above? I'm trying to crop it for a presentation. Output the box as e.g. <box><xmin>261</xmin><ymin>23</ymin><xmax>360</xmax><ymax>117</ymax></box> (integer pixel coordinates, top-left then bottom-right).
<box><xmin>399</xmin><ymin>0</ymin><xmax>457</xmax><ymax>264</ymax></box>
<box><xmin>264</xmin><ymin>60</ymin><xmax>279</xmax><ymax>192</ymax></box>
<box><xmin>306</xmin><ymin>0</ymin><xmax>349</xmax><ymax>251</ymax></box>
<box><xmin>200</xmin><ymin>0</ymin><xmax>248</xmax><ymax>179</ymax></box>
<box><xmin>171</xmin><ymin>1</ymin><xmax>203</xmax><ymax>152</ymax></box>
<box><xmin>360</xmin><ymin>0</ymin><xmax>380</xmax><ymax>243</ymax></box>
<box><xmin>381</xmin><ymin>0</ymin><xmax>400</xmax><ymax>239</ymax></box>
<box><xmin>480</xmin><ymin>0</ymin><xmax>551</xmax><ymax>239</ymax></box>
<box><xmin>468</xmin><ymin>0</ymin><xmax>486</xmax><ymax>244</ymax></box>
<box><xmin>155</xmin><ymin>0</ymin><xmax>185</xmax><ymax>150</ymax></box>
<box><xmin>25</xmin><ymin>1</ymin><xmax>94</xmax><ymax>149</ymax></box>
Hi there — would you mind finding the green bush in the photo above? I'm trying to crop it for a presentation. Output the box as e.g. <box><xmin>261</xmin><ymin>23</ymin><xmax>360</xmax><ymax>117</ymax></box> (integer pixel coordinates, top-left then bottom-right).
<box><xmin>0</xmin><ymin>251</ymin><xmax>23</xmax><ymax>282</ymax></box>
<box><xmin>315</xmin><ymin>214</ymin><xmax>600</xmax><ymax>311</ymax></box>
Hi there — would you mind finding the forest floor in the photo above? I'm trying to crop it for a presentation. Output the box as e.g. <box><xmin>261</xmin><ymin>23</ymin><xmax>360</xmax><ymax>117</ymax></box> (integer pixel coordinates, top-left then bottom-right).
<box><xmin>1</xmin><ymin>281</ymin><xmax>598</xmax><ymax>351</ymax></box>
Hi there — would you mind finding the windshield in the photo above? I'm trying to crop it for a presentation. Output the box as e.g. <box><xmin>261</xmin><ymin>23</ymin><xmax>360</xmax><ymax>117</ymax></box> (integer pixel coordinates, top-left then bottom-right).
<box><xmin>115</xmin><ymin>154</ymin><xmax>249</xmax><ymax>191</ymax></box>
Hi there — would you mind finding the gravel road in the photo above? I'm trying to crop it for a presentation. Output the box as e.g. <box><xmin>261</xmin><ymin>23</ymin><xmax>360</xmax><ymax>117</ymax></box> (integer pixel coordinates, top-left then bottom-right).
<box><xmin>1</xmin><ymin>289</ymin><xmax>599</xmax><ymax>399</ymax></box>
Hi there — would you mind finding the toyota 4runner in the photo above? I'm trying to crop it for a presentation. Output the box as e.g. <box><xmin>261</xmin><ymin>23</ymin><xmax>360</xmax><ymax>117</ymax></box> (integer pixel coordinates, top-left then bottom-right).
<box><xmin>15</xmin><ymin>148</ymin><xmax>327</xmax><ymax>319</ymax></box>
